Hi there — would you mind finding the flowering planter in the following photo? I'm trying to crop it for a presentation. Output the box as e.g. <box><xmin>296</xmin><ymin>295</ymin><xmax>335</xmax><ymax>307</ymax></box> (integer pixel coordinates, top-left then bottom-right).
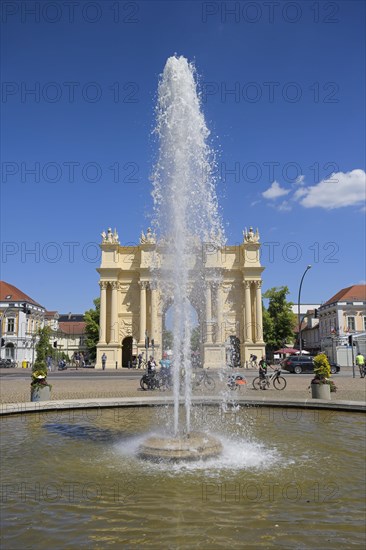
<box><xmin>30</xmin><ymin>386</ymin><xmax>51</xmax><ymax>402</ymax></box>
<box><xmin>311</xmin><ymin>383</ymin><xmax>331</xmax><ymax>400</ymax></box>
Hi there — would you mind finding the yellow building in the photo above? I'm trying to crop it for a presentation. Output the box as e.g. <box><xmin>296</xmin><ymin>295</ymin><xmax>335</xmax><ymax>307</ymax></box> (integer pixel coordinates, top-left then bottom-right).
<box><xmin>96</xmin><ymin>227</ymin><xmax>265</xmax><ymax>369</ymax></box>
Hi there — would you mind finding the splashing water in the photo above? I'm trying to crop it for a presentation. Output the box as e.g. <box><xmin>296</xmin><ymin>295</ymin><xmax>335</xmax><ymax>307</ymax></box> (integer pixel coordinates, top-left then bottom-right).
<box><xmin>151</xmin><ymin>56</ymin><xmax>225</xmax><ymax>435</ymax></box>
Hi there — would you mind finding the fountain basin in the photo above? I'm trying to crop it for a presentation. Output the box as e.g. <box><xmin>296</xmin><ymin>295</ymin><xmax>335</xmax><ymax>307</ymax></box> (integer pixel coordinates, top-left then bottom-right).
<box><xmin>138</xmin><ymin>431</ymin><xmax>222</xmax><ymax>461</ymax></box>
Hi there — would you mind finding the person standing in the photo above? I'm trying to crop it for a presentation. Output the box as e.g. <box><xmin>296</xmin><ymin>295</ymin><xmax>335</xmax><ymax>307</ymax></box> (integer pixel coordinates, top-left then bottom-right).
<box><xmin>356</xmin><ymin>353</ymin><xmax>365</xmax><ymax>378</ymax></box>
<box><xmin>101</xmin><ymin>353</ymin><xmax>107</xmax><ymax>370</ymax></box>
<box><xmin>159</xmin><ymin>353</ymin><xmax>172</xmax><ymax>386</ymax></box>
<box><xmin>258</xmin><ymin>357</ymin><xmax>268</xmax><ymax>389</ymax></box>
<box><xmin>47</xmin><ymin>355</ymin><xmax>52</xmax><ymax>372</ymax></box>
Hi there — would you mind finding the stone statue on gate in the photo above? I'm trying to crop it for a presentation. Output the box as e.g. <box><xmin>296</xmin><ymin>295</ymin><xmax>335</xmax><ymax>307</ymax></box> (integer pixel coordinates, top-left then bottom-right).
<box><xmin>101</xmin><ymin>227</ymin><xmax>120</xmax><ymax>244</ymax></box>
<box><xmin>243</xmin><ymin>227</ymin><xmax>260</xmax><ymax>243</ymax></box>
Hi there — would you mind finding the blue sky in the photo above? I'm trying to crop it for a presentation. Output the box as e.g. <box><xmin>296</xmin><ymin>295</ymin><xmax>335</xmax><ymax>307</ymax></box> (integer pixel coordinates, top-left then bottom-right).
<box><xmin>1</xmin><ymin>0</ymin><xmax>365</xmax><ymax>312</ymax></box>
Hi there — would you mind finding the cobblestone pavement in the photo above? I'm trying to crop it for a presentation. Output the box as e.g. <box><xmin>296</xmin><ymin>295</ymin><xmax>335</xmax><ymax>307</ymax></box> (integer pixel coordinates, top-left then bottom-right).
<box><xmin>1</xmin><ymin>369</ymin><xmax>365</xmax><ymax>404</ymax></box>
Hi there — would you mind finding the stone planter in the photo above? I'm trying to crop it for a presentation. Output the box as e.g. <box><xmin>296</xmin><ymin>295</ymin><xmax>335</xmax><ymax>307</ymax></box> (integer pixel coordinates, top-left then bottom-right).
<box><xmin>311</xmin><ymin>382</ymin><xmax>331</xmax><ymax>400</ymax></box>
<box><xmin>30</xmin><ymin>386</ymin><xmax>51</xmax><ymax>402</ymax></box>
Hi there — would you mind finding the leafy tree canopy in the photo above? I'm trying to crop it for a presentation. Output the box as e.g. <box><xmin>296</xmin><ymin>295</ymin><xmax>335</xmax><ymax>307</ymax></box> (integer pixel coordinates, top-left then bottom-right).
<box><xmin>84</xmin><ymin>298</ymin><xmax>100</xmax><ymax>360</ymax></box>
<box><xmin>162</xmin><ymin>329</ymin><xmax>173</xmax><ymax>352</ymax></box>
<box><xmin>263</xmin><ymin>286</ymin><xmax>296</xmax><ymax>352</ymax></box>
<box><xmin>190</xmin><ymin>326</ymin><xmax>201</xmax><ymax>352</ymax></box>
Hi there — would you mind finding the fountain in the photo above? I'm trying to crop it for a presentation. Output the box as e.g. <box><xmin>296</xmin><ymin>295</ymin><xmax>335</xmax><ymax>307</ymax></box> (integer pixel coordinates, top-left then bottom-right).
<box><xmin>1</xmin><ymin>57</ymin><xmax>365</xmax><ymax>549</ymax></box>
<box><xmin>138</xmin><ymin>56</ymin><xmax>225</xmax><ymax>460</ymax></box>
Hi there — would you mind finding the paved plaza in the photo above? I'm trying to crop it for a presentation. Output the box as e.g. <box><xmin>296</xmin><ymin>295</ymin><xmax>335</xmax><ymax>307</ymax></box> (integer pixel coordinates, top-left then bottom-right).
<box><xmin>1</xmin><ymin>367</ymin><xmax>365</xmax><ymax>406</ymax></box>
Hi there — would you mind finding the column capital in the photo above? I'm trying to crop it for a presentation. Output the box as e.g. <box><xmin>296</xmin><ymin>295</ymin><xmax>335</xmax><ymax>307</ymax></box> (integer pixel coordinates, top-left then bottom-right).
<box><xmin>211</xmin><ymin>280</ymin><xmax>222</xmax><ymax>291</ymax></box>
<box><xmin>99</xmin><ymin>281</ymin><xmax>109</xmax><ymax>290</ymax></box>
<box><xmin>139</xmin><ymin>280</ymin><xmax>148</xmax><ymax>290</ymax></box>
<box><xmin>110</xmin><ymin>281</ymin><xmax>119</xmax><ymax>290</ymax></box>
<box><xmin>244</xmin><ymin>280</ymin><xmax>252</xmax><ymax>289</ymax></box>
<box><xmin>254</xmin><ymin>280</ymin><xmax>262</xmax><ymax>289</ymax></box>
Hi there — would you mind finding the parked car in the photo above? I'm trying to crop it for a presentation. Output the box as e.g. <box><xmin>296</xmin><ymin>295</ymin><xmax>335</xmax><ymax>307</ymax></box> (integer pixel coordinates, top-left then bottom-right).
<box><xmin>282</xmin><ymin>355</ymin><xmax>340</xmax><ymax>375</ymax></box>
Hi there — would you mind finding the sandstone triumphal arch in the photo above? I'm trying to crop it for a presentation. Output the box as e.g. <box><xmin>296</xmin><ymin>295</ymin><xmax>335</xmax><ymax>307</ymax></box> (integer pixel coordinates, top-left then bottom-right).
<box><xmin>96</xmin><ymin>227</ymin><xmax>265</xmax><ymax>369</ymax></box>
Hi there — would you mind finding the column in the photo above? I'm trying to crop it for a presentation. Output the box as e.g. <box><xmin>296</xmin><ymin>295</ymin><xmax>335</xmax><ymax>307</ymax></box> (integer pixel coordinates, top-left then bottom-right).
<box><xmin>255</xmin><ymin>280</ymin><xmax>263</xmax><ymax>342</ymax></box>
<box><xmin>244</xmin><ymin>280</ymin><xmax>253</xmax><ymax>342</ymax></box>
<box><xmin>205</xmin><ymin>282</ymin><xmax>212</xmax><ymax>344</ymax></box>
<box><xmin>139</xmin><ymin>281</ymin><xmax>147</xmax><ymax>344</ymax></box>
<box><xmin>110</xmin><ymin>281</ymin><xmax>119</xmax><ymax>343</ymax></box>
<box><xmin>99</xmin><ymin>281</ymin><xmax>108</xmax><ymax>344</ymax></box>
<box><xmin>150</xmin><ymin>282</ymin><xmax>157</xmax><ymax>342</ymax></box>
<box><xmin>216</xmin><ymin>283</ymin><xmax>223</xmax><ymax>344</ymax></box>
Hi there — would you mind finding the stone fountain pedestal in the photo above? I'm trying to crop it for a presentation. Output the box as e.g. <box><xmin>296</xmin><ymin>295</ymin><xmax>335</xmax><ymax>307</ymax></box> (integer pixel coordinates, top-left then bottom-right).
<box><xmin>138</xmin><ymin>431</ymin><xmax>222</xmax><ymax>461</ymax></box>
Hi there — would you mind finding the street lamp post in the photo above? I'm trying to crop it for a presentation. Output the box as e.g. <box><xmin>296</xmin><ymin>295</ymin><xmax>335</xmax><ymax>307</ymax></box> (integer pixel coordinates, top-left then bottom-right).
<box><xmin>298</xmin><ymin>265</ymin><xmax>312</xmax><ymax>356</ymax></box>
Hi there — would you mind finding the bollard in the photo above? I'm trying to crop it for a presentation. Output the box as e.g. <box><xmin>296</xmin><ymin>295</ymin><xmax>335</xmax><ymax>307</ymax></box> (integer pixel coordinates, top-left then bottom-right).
<box><xmin>115</xmin><ymin>361</ymin><xmax>118</xmax><ymax>370</ymax></box>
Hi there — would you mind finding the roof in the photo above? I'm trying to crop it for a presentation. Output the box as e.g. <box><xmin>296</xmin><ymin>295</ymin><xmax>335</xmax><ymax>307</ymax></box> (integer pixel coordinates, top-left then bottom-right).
<box><xmin>45</xmin><ymin>311</ymin><xmax>59</xmax><ymax>318</ymax></box>
<box><xmin>0</xmin><ymin>281</ymin><xmax>44</xmax><ymax>308</ymax></box>
<box><xmin>323</xmin><ymin>285</ymin><xmax>366</xmax><ymax>306</ymax></box>
<box><xmin>58</xmin><ymin>313</ymin><xmax>84</xmax><ymax>323</ymax></box>
<box><xmin>58</xmin><ymin>322</ymin><xmax>86</xmax><ymax>335</ymax></box>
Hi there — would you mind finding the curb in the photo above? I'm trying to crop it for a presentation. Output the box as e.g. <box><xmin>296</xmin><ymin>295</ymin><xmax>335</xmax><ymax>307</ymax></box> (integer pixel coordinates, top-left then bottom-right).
<box><xmin>1</xmin><ymin>395</ymin><xmax>365</xmax><ymax>416</ymax></box>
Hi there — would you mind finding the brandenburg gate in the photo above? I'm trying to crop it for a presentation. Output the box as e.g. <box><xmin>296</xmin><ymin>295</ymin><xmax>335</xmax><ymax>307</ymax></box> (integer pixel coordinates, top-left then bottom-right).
<box><xmin>96</xmin><ymin>227</ymin><xmax>265</xmax><ymax>369</ymax></box>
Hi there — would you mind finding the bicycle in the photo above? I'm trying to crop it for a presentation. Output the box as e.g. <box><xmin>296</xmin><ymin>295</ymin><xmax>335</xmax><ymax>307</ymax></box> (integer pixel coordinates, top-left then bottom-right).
<box><xmin>227</xmin><ymin>373</ymin><xmax>247</xmax><ymax>390</ymax></box>
<box><xmin>140</xmin><ymin>371</ymin><xmax>160</xmax><ymax>391</ymax></box>
<box><xmin>252</xmin><ymin>367</ymin><xmax>287</xmax><ymax>390</ymax></box>
<box><xmin>193</xmin><ymin>368</ymin><xmax>215</xmax><ymax>390</ymax></box>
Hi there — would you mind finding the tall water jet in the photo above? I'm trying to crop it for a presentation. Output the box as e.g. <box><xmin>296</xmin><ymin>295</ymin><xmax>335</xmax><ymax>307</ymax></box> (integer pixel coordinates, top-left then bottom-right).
<box><xmin>151</xmin><ymin>55</ymin><xmax>225</xmax><ymax>437</ymax></box>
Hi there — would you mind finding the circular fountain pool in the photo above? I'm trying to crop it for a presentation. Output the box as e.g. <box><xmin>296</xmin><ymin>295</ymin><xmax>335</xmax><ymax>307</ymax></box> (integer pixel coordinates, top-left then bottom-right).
<box><xmin>1</xmin><ymin>405</ymin><xmax>365</xmax><ymax>549</ymax></box>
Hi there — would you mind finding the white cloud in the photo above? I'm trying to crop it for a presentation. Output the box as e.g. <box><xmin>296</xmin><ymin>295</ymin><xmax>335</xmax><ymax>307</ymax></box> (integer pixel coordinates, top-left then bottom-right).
<box><xmin>299</xmin><ymin>169</ymin><xmax>366</xmax><ymax>209</ymax></box>
<box><xmin>278</xmin><ymin>201</ymin><xmax>292</xmax><ymax>212</ymax></box>
<box><xmin>295</xmin><ymin>175</ymin><xmax>305</xmax><ymax>185</ymax></box>
<box><xmin>262</xmin><ymin>181</ymin><xmax>290</xmax><ymax>200</ymax></box>
<box><xmin>293</xmin><ymin>187</ymin><xmax>307</xmax><ymax>200</ymax></box>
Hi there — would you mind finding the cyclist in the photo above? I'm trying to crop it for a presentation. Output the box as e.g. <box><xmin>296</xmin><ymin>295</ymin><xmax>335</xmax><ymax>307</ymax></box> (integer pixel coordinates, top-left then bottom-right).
<box><xmin>147</xmin><ymin>356</ymin><xmax>156</xmax><ymax>374</ymax></box>
<box><xmin>250</xmin><ymin>354</ymin><xmax>258</xmax><ymax>367</ymax></box>
<box><xmin>258</xmin><ymin>357</ymin><xmax>268</xmax><ymax>389</ymax></box>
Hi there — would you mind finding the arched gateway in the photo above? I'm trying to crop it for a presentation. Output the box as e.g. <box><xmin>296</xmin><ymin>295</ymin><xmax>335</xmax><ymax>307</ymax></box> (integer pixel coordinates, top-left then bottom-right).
<box><xmin>96</xmin><ymin>227</ymin><xmax>265</xmax><ymax>369</ymax></box>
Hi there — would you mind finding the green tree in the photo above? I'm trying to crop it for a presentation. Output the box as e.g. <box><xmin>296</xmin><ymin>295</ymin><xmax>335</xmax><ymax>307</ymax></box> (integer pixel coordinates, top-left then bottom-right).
<box><xmin>190</xmin><ymin>326</ymin><xmax>201</xmax><ymax>352</ymax></box>
<box><xmin>32</xmin><ymin>325</ymin><xmax>52</xmax><ymax>375</ymax></box>
<box><xmin>84</xmin><ymin>298</ymin><xmax>100</xmax><ymax>360</ymax></box>
<box><xmin>263</xmin><ymin>286</ymin><xmax>296</xmax><ymax>353</ymax></box>
<box><xmin>162</xmin><ymin>329</ymin><xmax>173</xmax><ymax>351</ymax></box>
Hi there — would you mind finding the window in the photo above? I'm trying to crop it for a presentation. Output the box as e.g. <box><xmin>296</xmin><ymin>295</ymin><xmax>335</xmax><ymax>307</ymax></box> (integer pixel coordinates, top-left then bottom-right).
<box><xmin>6</xmin><ymin>318</ymin><xmax>15</xmax><ymax>333</ymax></box>
<box><xmin>5</xmin><ymin>343</ymin><xmax>15</xmax><ymax>359</ymax></box>
<box><xmin>347</xmin><ymin>316</ymin><xmax>355</xmax><ymax>331</ymax></box>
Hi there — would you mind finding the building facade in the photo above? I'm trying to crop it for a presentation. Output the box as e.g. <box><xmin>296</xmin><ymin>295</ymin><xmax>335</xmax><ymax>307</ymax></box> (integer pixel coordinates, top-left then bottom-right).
<box><xmin>318</xmin><ymin>285</ymin><xmax>366</xmax><ymax>364</ymax></box>
<box><xmin>0</xmin><ymin>281</ymin><xmax>45</xmax><ymax>366</ymax></box>
<box><xmin>54</xmin><ymin>314</ymin><xmax>87</xmax><ymax>361</ymax></box>
<box><xmin>96</xmin><ymin>227</ymin><xmax>265</xmax><ymax>369</ymax></box>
